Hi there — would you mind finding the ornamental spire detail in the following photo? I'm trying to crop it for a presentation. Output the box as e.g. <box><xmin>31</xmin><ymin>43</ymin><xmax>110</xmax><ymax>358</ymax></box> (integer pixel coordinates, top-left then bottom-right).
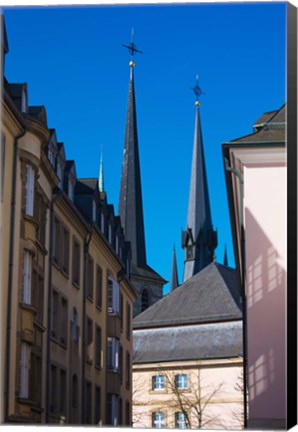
<box><xmin>182</xmin><ymin>75</ymin><xmax>217</xmax><ymax>282</ymax></box>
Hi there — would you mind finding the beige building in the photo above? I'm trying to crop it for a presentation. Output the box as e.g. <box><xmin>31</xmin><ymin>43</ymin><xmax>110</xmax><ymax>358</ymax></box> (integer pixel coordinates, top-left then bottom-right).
<box><xmin>1</xmin><ymin>20</ymin><xmax>137</xmax><ymax>425</ymax></box>
<box><xmin>133</xmin><ymin>262</ymin><xmax>244</xmax><ymax>429</ymax></box>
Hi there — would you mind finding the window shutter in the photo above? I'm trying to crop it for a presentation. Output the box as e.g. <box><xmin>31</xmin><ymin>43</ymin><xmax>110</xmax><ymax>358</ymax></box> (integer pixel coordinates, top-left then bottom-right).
<box><xmin>22</xmin><ymin>251</ymin><xmax>31</xmax><ymax>304</ymax></box>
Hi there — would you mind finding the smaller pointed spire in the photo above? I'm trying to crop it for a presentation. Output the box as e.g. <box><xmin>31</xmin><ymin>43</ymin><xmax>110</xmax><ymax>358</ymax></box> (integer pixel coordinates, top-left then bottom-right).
<box><xmin>223</xmin><ymin>244</ymin><xmax>228</xmax><ymax>267</ymax></box>
<box><xmin>99</xmin><ymin>146</ymin><xmax>104</xmax><ymax>193</ymax></box>
<box><xmin>170</xmin><ymin>245</ymin><xmax>179</xmax><ymax>292</ymax></box>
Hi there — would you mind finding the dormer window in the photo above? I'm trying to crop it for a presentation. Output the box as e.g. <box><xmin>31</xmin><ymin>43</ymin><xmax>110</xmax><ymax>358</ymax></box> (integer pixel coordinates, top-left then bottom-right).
<box><xmin>115</xmin><ymin>235</ymin><xmax>119</xmax><ymax>255</ymax></box>
<box><xmin>48</xmin><ymin>147</ymin><xmax>55</xmax><ymax>166</ymax></box>
<box><xmin>56</xmin><ymin>162</ymin><xmax>63</xmax><ymax>188</ymax></box>
<box><xmin>92</xmin><ymin>200</ymin><xmax>97</xmax><ymax>222</ymax></box>
<box><xmin>68</xmin><ymin>179</ymin><xmax>74</xmax><ymax>201</ymax></box>
<box><xmin>21</xmin><ymin>86</ymin><xmax>27</xmax><ymax>113</ymax></box>
<box><xmin>108</xmin><ymin>224</ymin><xmax>112</xmax><ymax>244</ymax></box>
<box><xmin>101</xmin><ymin>212</ymin><xmax>105</xmax><ymax>233</ymax></box>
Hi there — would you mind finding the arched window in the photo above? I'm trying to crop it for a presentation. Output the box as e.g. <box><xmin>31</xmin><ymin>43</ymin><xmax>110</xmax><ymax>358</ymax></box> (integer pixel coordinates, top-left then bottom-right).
<box><xmin>141</xmin><ymin>289</ymin><xmax>149</xmax><ymax>312</ymax></box>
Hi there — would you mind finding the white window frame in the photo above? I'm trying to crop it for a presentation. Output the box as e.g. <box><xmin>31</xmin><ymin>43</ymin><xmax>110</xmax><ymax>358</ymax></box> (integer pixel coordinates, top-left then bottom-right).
<box><xmin>19</xmin><ymin>342</ymin><xmax>30</xmax><ymax>398</ymax></box>
<box><xmin>25</xmin><ymin>164</ymin><xmax>35</xmax><ymax>216</ymax></box>
<box><xmin>22</xmin><ymin>251</ymin><xmax>32</xmax><ymax>304</ymax></box>
<box><xmin>152</xmin><ymin>375</ymin><xmax>165</xmax><ymax>391</ymax></box>
<box><xmin>176</xmin><ymin>374</ymin><xmax>188</xmax><ymax>390</ymax></box>
<box><xmin>153</xmin><ymin>412</ymin><xmax>165</xmax><ymax>429</ymax></box>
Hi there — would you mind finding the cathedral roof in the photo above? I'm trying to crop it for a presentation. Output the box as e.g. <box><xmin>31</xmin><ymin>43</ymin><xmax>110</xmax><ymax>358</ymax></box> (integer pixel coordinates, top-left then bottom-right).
<box><xmin>133</xmin><ymin>262</ymin><xmax>242</xmax><ymax>329</ymax></box>
<box><xmin>133</xmin><ymin>320</ymin><xmax>243</xmax><ymax>363</ymax></box>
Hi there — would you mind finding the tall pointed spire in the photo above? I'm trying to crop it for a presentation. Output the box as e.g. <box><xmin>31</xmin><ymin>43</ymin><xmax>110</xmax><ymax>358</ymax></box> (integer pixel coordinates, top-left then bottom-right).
<box><xmin>182</xmin><ymin>76</ymin><xmax>217</xmax><ymax>282</ymax></box>
<box><xmin>169</xmin><ymin>245</ymin><xmax>179</xmax><ymax>292</ymax></box>
<box><xmin>99</xmin><ymin>146</ymin><xmax>104</xmax><ymax>193</ymax></box>
<box><xmin>118</xmin><ymin>32</ymin><xmax>147</xmax><ymax>268</ymax></box>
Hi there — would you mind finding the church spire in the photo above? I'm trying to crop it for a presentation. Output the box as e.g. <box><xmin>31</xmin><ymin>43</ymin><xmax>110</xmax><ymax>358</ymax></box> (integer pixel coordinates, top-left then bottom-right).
<box><xmin>98</xmin><ymin>146</ymin><xmax>104</xmax><ymax>193</ymax></box>
<box><xmin>118</xmin><ymin>31</ymin><xmax>147</xmax><ymax>268</ymax></box>
<box><xmin>169</xmin><ymin>245</ymin><xmax>179</xmax><ymax>292</ymax></box>
<box><xmin>182</xmin><ymin>75</ymin><xmax>217</xmax><ymax>282</ymax></box>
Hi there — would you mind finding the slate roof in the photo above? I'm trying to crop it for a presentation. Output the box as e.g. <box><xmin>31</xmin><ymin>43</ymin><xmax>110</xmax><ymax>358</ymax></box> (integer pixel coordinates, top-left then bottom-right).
<box><xmin>133</xmin><ymin>321</ymin><xmax>243</xmax><ymax>363</ymax></box>
<box><xmin>131</xmin><ymin>262</ymin><xmax>167</xmax><ymax>284</ymax></box>
<box><xmin>133</xmin><ymin>262</ymin><xmax>242</xmax><ymax>329</ymax></box>
<box><xmin>75</xmin><ymin>178</ymin><xmax>98</xmax><ymax>194</ymax></box>
<box><xmin>229</xmin><ymin>104</ymin><xmax>286</xmax><ymax>144</ymax></box>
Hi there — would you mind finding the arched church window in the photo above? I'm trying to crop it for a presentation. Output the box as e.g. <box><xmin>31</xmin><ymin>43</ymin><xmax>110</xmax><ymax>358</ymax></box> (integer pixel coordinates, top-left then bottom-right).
<box><xmin>141</xmin><ymin>289</ymin><xmax>149</xmax><ymax>312</ymax></box>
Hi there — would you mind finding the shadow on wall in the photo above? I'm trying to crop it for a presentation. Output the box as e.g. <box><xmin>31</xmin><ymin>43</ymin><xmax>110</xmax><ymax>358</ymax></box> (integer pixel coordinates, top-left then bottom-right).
<box><xmin>245</xmin><ymin>208</ymin><xmax>286</xmax><ymax>422</ymax></box>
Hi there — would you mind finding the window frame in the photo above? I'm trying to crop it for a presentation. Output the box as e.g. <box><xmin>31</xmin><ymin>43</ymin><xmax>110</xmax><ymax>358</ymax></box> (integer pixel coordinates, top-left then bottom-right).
<box><xmin>152</xmin><ymin>375</ymin><xmax>165</xmax><ymax>391</ymax></box>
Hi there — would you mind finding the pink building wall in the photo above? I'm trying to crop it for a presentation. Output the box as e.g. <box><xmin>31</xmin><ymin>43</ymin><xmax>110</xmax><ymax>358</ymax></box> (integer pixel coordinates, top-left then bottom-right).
<box><xmin>244</xmin><ymin>164</ymin><xmax>286</xmax><ymax>427</ymax></box>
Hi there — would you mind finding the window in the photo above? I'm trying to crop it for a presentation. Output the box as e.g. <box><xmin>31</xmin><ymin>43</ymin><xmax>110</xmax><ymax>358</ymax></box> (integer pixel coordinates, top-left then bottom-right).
<box><xmin>86</xmin><ymin>255</ymin><xmax>94</xmax><ymax>301</ymax></box>
<box><xmin>119</xmin><ymin>344</ymin><xmax>123</xmax><ymax>384</ymax></box>
<box><xmin>107</xmin><ymin>393</ymin><xmax>119</xmax><ymax>426</ymax></box>
<box><xmin>126</xmin><ymin>351</ymin><xmax>130</xmax><ymax>389</ymax></box>
<box><xmin>50</xmin><ymin>364</ymin><xmax>58</xmax><ymax>414</ymax></box>
<box><xmin>125</xmin><ymin>401</ymin><xmax>130</xmax><ymax>426</ymax></box>
<box><xmin>85</xmin><ymin>380</ymin><xmax>92</xmax><ymax>424</ymax></box>
<box><xmin>53</xmin><ymin>217</ymin><xmax>60</xmax><ymax>265</ymax></box>
<box><xmin>72</xmin><ymin>374</ymin><xmax>78</xmax><ymax>408</ymax></box>
<box><xmin>31</xmin><ymin>266</ymin><xmax>44</xmax><ymax>324</ymax></box>
<box><xmin>95</xmin><ymin>386</ymin><xmax>101</xmax><ymax>425</ymax></box>
<box><xmin>100</xmin><ymin>212</ymin><xmax>105</xmax><ymax>234</ymax></box>
<box><xmin>29</xmin><ymin>351</ymin><xmax>41</xmax><ymax>406</ymax></box>
<box><xmin>34</xmin><ymin>192</ymin><xmax>47</xmax><ymax>246</ymax></box>
<box><xmin>175</xmin><ymin>412</ymin><xmax>187</xmax><ymax>429</ymax></box>
<box><xmin>126</xmin><ymin>302</ymin><xmax>131</xmax><ymax>340</ymax></box>
<box><xmin>107</xmin><ymin>276</ymin><xmax>120</xmax><ymax>315</ymax></box>
<box><xmin>71</xmin><ymin>308</ymin><xmax>79</xmax><ymax>342</ymax></box>
<box><xmin>92</xmin><ymin>200</ymin><xmax>97</xmax><ymax>222</ymax></box>
<box><xmin>61</xmin><ymin>297</ymin><xmax>68</xmax><ymax>345</ymax></box>
<box><xmin>86</xmin><ymin>317</ymin><xmax>93</xmax><ymax>363</ymax></box>
<box><xmin>68</xmin><ymin>179</ymin><xmax>74</xmax><ymax>201</ymax></box>
<box><xmin>52</xmin><ymin>289</ymin><xmax>59</xmax><ymax>339</ymax></box>
<box><xmin>120</xmin><ymin>292</ymin><xmax>123</xmax><ymax>330</ymax></box>
<box><xmin>107</xmin><ymin>337</ymin><xmax>119</xmax><ymax>371</ymax></box>
<box><xmin>72</xmin><ymin>238</ymin><xmax>80</xmax><ymax>287</ymax></box>
<box><xmin>51</xmin><ymin>289</ymin><xmax>68</xmax><ymax>346</ymax></box>
<box><xmin>152</xmin><ymin>375</ymin><xmax>165</xmax><ymax>391</ymax></box>
<box><xmin>19</xmin><ymin>342</ymin><xmax>30</xmax><ymax>398</ymax></box>
<box><xmin>152</xmin><ymin>412</ymin><xmax>165</xmax><ymax>429</ymax></box>
<box><xmin>56</xmin><ymin>162</ymin><xmax>63</xmax><ymax>189</ymax></box>
<box><xmin>108</xmin><ymin>224</ymin><xmax>112</xmax><ymax>244</ymax></box>
<box><xmin>115</xmin><ymin>235</ymin><xmax>119</xmax><ymax>255</ymax></box>
<box><xmin>48</xmin><ymin>146</ymin><xmax>55</xmax><ymax>166</ymax></box>
<box><xmin>60</xmin><ymin>368</ymin><xmax>67</xmax><ymax>416</ymax></box>
<box><xmin>25</xmin><ymin>164</ymin><xmax>35</xmax><ymax>216</ymax></box>
<box><xmin>141</xmin><ymin>288</ymin><xmax>149</xmax><ymax>311</ymax></box>
<box><xmin>96</xmin><ymin>266</ymin><xmax>102</xmax><ymax>308</ymax></box>
<box><xmin>95</xmin><ymin>325</ymin><xmax>102</xmax><ymax>369</ymax></box>
<box><xmin>61</xmin><ymin>227</ymin><xmax>70</xmax><ymax>275</ymax></box>
<box><xmin>175</xmin><ymin>374</ymin><xmax>188</xmax><ymax>390</ymax></box>
<box><xmin>22</xmin><ymin>251</ymin><xmax>32</xmax><ymax>304</ymax></box>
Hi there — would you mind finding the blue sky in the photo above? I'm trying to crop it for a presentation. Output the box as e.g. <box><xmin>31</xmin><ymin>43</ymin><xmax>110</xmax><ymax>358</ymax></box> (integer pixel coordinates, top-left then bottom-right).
<box><xmin>3</xmin><ymin>3</ymin><xmax>286</xmax><ymax>294</ymax></box>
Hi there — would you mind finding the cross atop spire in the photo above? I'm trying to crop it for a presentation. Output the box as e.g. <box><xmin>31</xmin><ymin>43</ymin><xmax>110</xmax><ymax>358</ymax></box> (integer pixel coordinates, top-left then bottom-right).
<box><xmin>190</xmin><ymin>74</ymin><xmax>205</xmax><ymax>106</ymax></box>
<box><xmin>122</xmin><ymin>28</ymin><xmax>143</xmax><ymax>66</ymax></box>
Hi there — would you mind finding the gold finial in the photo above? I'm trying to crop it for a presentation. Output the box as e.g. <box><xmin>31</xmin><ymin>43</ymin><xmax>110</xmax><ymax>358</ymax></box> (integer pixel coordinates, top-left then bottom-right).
<box><xmin>195</xmin><ymin>100</ymin><xmax>200</xmax><ymax>107</ymax></box>
<box><xmin>129</xmin><ymin>60</ymin><xmax>135</xmax><ymax>68</ymax></box>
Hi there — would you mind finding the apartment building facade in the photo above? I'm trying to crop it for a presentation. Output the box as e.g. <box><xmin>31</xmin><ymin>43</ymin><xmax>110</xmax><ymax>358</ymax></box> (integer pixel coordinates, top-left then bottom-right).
<box><xmin>1</xmin><ymin>31</ymin><xmax>137</xmax><ymax>424</ymax></box>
